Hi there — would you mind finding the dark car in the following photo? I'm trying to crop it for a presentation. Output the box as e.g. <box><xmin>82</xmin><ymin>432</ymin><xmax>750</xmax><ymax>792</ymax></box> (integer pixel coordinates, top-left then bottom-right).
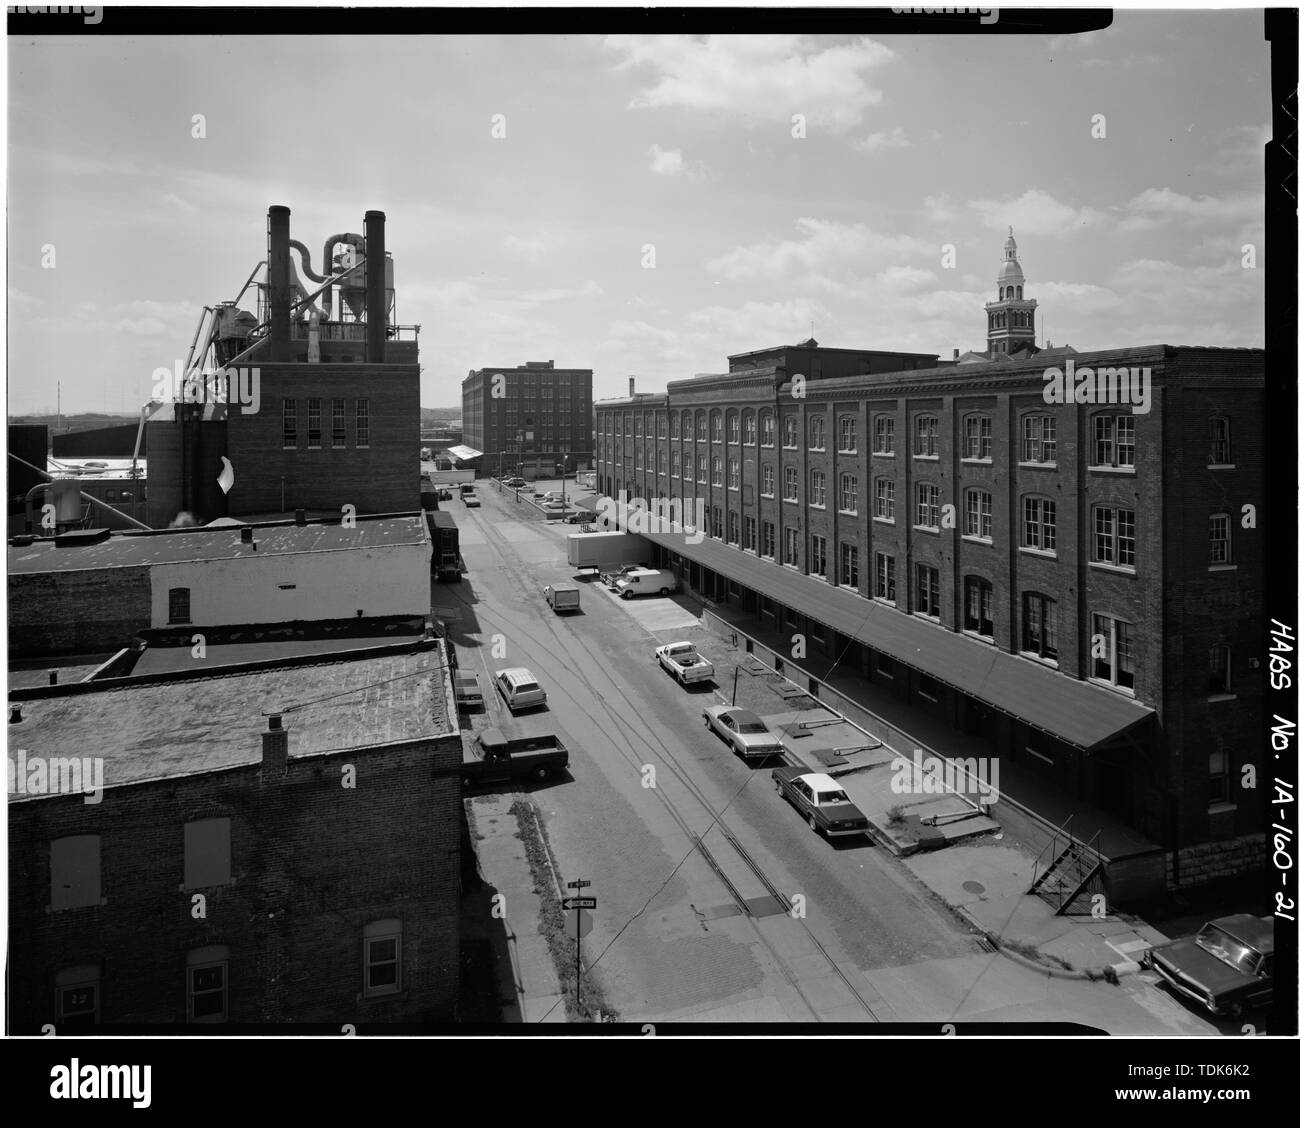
<box><xmin>772</xmin><ymin>768</ymin><xmax>870</xmax><ymax>837</ymax></box>
<box><xmin>1145</xmin><ymin>913</ymin><xmax>1274</xmax><ymax>1019</ymax></box>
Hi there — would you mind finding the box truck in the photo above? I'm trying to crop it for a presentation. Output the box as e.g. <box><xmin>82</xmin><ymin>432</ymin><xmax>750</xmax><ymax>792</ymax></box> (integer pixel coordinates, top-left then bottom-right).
<box><xmin>428</xmin><ymin>510</ymin><xmax>464</xmax><ymax>582</ymax></box>
<box><xmin>566</xmin><ymin>530</ymin><xmax>651</xmax><ymax>573</ymax></box>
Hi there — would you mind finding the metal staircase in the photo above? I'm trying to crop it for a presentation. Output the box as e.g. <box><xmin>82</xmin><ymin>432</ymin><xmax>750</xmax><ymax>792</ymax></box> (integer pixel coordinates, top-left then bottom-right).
<box><xmin>1029</xmin><ymin>816</ymin><xmax>1105</xmax><ymax>914</ymax></box>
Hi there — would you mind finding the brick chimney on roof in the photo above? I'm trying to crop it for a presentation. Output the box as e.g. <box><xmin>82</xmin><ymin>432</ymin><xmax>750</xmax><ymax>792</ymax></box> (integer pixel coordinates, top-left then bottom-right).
<box><xmin>262</xmin><ymin>713</ymin><xmax>288</xmax><ymax>777</ymax></box>
<box><xmin>628</xmin><ymin>376</ymin><xmax>635</xmax><ymax>396</ymax></box>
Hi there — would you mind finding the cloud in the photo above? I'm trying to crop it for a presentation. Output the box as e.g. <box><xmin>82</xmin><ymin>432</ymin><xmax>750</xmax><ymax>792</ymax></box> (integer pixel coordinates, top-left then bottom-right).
<box><xmin>706</xmin><ymin>217</ymin><xmax>931</xmax><ymax>283</ymax></box>
<box><xmin>503</xmin><ymin>233</ymin><xmax>553</xmax><ymax>263</ymax></box>
<box><xmin>161</xmin><ymin>192</ymin><xmax>197</xmax><ymax>213</ymax></box>
<box><xmin>852</xmin><ymin>125</ymin><xmax>910</xmax><ymax>153</ymax></box>
<box><xmin>1116</xmin><ymin>187</ymin><xmax>1262</xmax><ymax>233</ymax></box>
<box><xmin>969</xmin><ymin>188</ymin><xmax>1107</xmax><ymax>235</ymax></box>
<box><xmin>648</xmin><ymin>143</ymin><xmax>703</xmax><ymax>179</ymax></box>
<box><xmin>604</xmin><ymin>34</ymin><xmax>896</xmax><ymax>131</ymax></box>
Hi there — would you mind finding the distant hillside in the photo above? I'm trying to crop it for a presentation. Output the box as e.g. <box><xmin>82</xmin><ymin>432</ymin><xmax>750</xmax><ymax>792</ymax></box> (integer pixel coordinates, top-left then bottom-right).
<box><xmin>421</xmin><ymin>407</ymin><xmax>461</xmax><ymax>426</ymax></box>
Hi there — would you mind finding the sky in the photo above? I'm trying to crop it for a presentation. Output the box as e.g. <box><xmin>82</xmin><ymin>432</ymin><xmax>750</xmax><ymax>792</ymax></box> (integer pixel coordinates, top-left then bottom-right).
<box><xmin>6</xmin><ymin>13</ymin><xmax>1271</xmax><ymax>415</ymax></box>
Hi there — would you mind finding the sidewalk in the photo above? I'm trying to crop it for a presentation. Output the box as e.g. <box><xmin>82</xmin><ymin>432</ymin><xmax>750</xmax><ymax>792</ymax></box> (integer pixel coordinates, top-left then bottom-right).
<box><xmin>698</xmin><ymin>605</ymin><xmax>1170</xmax><ymax>979</ymax></box>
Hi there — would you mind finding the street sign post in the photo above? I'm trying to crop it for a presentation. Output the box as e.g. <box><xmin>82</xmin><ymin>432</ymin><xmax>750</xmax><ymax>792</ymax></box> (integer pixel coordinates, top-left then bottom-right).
<box><xmin>565</xmin><ymin>879</ymin><xmax>593</xmax><ymax>1007</ymax></box>
<box><xmin>566</xmin><ymin>880</ymin><xmax>592</xmax><ymax>890</ymax></box>
<box><xmin>561</xmin><ymin>896</ymin><xmax>597</xmax><ymax>911</ymax></box>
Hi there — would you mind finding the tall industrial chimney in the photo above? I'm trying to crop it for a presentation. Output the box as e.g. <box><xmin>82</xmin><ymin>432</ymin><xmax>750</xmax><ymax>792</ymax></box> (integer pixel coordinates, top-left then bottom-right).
<box><xmin>268</xmin><ymin>205</ymin><xmax>292</xmax><ymax>362</ymax></box>
<box><xmin>628</xmin><ymin>376</ymin><xmax>636</xmax><ymax>396</ymax></box>
<box><xmin>365</xmin><ymin>209</ymin><xmax>386</xmax><ymax>364</ymax></box>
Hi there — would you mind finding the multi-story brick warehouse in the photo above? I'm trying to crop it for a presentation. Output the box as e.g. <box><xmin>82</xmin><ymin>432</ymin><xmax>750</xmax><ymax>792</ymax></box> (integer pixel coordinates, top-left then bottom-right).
<box><xmin>6</xmin><ymin>639</ymin><xmax>461</xmax><ymax>1028</ymax></box>
<box><xmin>595</xmin><ymin>339</ymin><xmax>1266</xmax><ymax>896</ymax></box>
<box><xmin>146</xmin><ymin>205</ymin><xmax>420</xmax><ymax>527</ymax></box>
<box><xmin>462</xmin><ymin>360</ymin><xmax>593</xmax><ymax>477</ymax></box>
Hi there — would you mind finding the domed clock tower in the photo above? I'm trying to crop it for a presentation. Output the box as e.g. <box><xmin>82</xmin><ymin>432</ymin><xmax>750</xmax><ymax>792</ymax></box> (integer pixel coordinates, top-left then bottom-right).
<box><xmin>985</xmin><ymin>228</ymin><xmax>1037</xmax><ymax>355</ymax></box>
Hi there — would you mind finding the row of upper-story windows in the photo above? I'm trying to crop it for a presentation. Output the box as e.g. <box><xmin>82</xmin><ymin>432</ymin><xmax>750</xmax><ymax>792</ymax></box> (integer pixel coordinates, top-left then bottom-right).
<box><xmin>283</xmin><ymin>397</ymin><xmax>369</xmax><ymax>450</ymax></box>
<box><xmin>600</xmin><ymin>411</ymin><xmax>1236</xmax><ymax>469</ymax></box>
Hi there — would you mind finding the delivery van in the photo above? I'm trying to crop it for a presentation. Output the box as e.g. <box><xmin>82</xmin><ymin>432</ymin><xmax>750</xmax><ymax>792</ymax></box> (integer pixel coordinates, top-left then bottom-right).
<box><xmin>614</xmin><ymin>568</ymin><xmax>677</xmax><ymax>599</ymax></box>
<box><xmin>544</xmin><ymin>583</ymin><xmax>581</xmax><ymax>613</ymax></box>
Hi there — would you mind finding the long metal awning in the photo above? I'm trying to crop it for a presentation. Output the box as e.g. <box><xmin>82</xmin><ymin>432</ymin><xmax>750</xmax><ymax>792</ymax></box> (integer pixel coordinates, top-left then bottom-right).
<box><xmin>640</xmin><ymin>526</ymin><xmax>1155</xmax><ymax>751</ymax></box>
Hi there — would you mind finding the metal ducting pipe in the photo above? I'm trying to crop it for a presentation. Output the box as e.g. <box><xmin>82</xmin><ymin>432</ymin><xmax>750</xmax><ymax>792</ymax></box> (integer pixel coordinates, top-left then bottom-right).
<box><xmin>268</xmin><ymin>205</ymin><xmax>292</xmax><ymax>362</ymax></box>
<box><xmin>364</xmin><ymin>210</ymin><xmax>386</xmax><ymax>363</ymax></box>
<box><xmin>321</xmin><ymin>232</ymin><xmax>365</xmax><ymax>320</ymax></box>
<box><xmin>290</xmin><ymin>239</ymin><xmax>327</xmax><ymax>284</ymax></box>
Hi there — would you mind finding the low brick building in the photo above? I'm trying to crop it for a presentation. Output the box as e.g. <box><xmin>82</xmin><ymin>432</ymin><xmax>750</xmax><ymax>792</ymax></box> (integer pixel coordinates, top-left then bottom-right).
<box><xmin>8</xmin><ymin>513</ymin><xmax>432</xmax><ymax>659</ymax></box>
<box><xmin>7</xmin><ymin>637</ymin><xmax>461</xmax><ymax>1028</ymax></box>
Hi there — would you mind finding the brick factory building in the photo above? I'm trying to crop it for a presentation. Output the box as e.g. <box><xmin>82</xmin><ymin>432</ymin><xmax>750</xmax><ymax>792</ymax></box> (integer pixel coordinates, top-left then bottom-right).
<box><xmin>145</xmin><ymin>204</ymin><xmax>421</xmax><ymax>527</ymax></box>
<box><xmin>8</xmin><ymin>514</ymin><xmax>432</xmax><ymax>659</ymax></box>
<box><xmin>6</xmin><ymin>638</ymin><xmax>461</xmax><ymax>1029</ymax></box>
<box><xmin>593</xmin><ymin>241</ymin><xmax>1265</xmax><ymax>899</ymax></box>
<box><xmin>461</xmin><ymin>360</ymin><xmax>593</xmax><ymax>478</ymax></box>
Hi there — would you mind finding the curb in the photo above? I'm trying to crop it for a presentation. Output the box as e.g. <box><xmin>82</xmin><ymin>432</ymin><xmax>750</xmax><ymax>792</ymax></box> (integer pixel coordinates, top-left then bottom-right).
<box><xmin>949</xmin><ymin>904</ymin><xmax>1138</xmax><ymax>983</ymax></box>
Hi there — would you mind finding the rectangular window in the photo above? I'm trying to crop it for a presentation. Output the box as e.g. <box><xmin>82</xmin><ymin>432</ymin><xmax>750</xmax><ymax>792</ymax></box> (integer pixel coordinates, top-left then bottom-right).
<box><xmin>712</xmin><ymin>415</ymin><xmax>723</xmax><ymax>442</ymax></box>
<box><xmin>964</xmin><ymin>577</ymin><xmax>993</xmax><ymax>637</ymax></box>
<box><xmin>726</xmin><ymin>511</ymin><xmax>739</xmax><ymax>544</ymax></box>
<box><xmin>916</xmin><ymin>483</ymin><xmax>941</xmax><ymax>528</ymax></box>
<box><xmin>711</xmin><ymin>506</ymin><xmax>722</xmax><ymax>539</ymax></box>
<box><xmin>1116</xmin><ymin>416</ymin><xmax>1135</xmax><ymax>467</ymax></box>
<box><xmin>744</xmin><ymin>515</ymin><xmax>757</xmax><ymax>551</ymax></box>
<box><xmin>1209</xmin><ymin>418</ymin><xmax>1231</xmax><ymax>465</ymax></box>
<box><xmin>874</xmin><ymin>416</ymin><xmax>895</xmax><ymax>454</ymax></box>
<box><xmin>761</xmin><ymin>521</ymin><xmax>776</xmax><ymax>559</ymax></box>
<box><xmin>1092</xmin><ymin>614</ymin><xmax>1135</xmax><ymax>689</ymax></box>
<box><xmin>761</xmin><ymin>415</ymin><xmax>774</xmax><ymax>447</ymax></box>
<box><xmin>697</xmin><ymin>454</ymin><xmax>707</xmax><ymax>483</ymax></box>
<box><xmin>762</xmin><ymin>464</ymin><xmax>774</xmax><ymax>497</ymax></box>
<box><xmin>282</xmin><ymin>398</ymin><xmax>297</xmax><ymax>448</ymax></box>
<box><xmin>810</xmin><ymin>534</ymin><xmax>827</xmax><ymax>577</ymax></box>
<box><xmin>1022</xmin><ymin>497</ymin><xmax>1057</xmax><ymax>552</ymax></box>
<box><xmin>168</xmin><ymin>587</ymin><xmax>191</xmax><ymax>624</ymax></box>
<box><xmin>331</xmin><ymin>398</ymin><xmax>346</xmax><ymax>448</ymax></box>
<box><xmin>671</xmin><ymin>414</ymin><xmax>681</xmax><ymax>440</ymax></box>
<box><xmin>839</xmin><ymin>416</ymin><xmax>857</xmax><ymax>453</ymax></box>
<box><xmin>783</xmin><ymin>466</ymin><xmax>799</xmax><ymax>502</ymax></box>
<box><xmin>1208</xmin><ymin>645</ymin><xmax>1232</xmax><ymax>695</ymax></box>
<box><xmin>1093</xmin><ymin>414</ymin><xmax>1136</xmax><ymax>467</ymax></box>
<box><xmin>874</xmin><ymin>552</ymin><xmax>896</xmax><ymax>601</ymax></box>
<box><xmin>1210</xmin><ymin>514</ymin><xmax>1231</xmax><ymax>564</ymax></box>
<box><xmin>915</xmin><ymin>564</ymin><xmax>940</xmax><ymax>617</ymax></box>
<box><xmin>809</xmin><ymin>416</ymin><xmax>825</xmax><ymax>450</ymax></box>
<box><xmin>1021</xmin><ymin>415</ymin><xmax>1057</xmax><ymax>463</ymax></box>
<box><xmin>840</xmin><ymin>543</ymin><xmax>859</xmax><ymax>588</ymax></box>
<box><xmin>364</xmin><ymin>921</ymin><xmax>402</xmax><ymax>998</ymax></box>
<box><xmin>839</xmin><ymin>473</ymin><xmax>857</xmax><ymax>513</ymax></box>
<box><xmin>307</xmin><ymin>398</ymin><xmax>322</xmax><ymax>448</ymax></box>
<box><xmin>783</xmin><ymin>416</ymin><xmax>798</xmax><ymax>449</ymax></box>
<box><xmin>1023</xmin><ymin>593</ymin><xmax>1057</xmax><ymax>660</ymax></box>
<box><xmin>1094</xmin><ymin>506</ymin><xmax>1136</xmax><ymax>568</ymax></box>
<box><xmin>50</xmin><ymin>835</ymin><xmax>101</xmax><ymax>911</ymax></box>
<box><xmin>355</xmin><ymin>399</ymin><xmax>370</xmax><ymax>448</ymax></box>
<box><xmin>965</xmin><ymin>490</ymin><xmax>992</xmax><ymax>539</ymax></box>
<box><xmin>184</xmin><ymin>818</ymin><xmax>232</xmax><ymax>889</ymax></box>
<box><xmin>729</xmin><ymin>415</ymin><xmax>740</xmax><ymax>443</ymax></box>
<box><xmin>914</xmin><ymin>415</ymin><xmax>939</xmax><ymax>457</ymax></box>
<box><xmin>711</xmin><ymin>456</ymin><xmax>723</xmax><ymax>486</ymax></box>
<box><xmin>728</xmin><ymin>458</ymin><xmax>739</xmax><ymax>490</ymax></box>
<box><xmin>743</xmin><ymin>414</ymin><xmax>756</xmax><ymax>445</ymax></box>
<box><xmin>671</xmin><ymin>450</ymin><xmax>681</xmax><ymax>477</ymax></box>
<box><xmin>963</xmin><ymin>416</ymin><xmax>992</xmax><ymax>459</ymax></box>
<box><xmin>810</xmin><ymin>470</ymin><xmax>826</xmax><ymax>507</ymax></box>
<box><xmin>1208</xmin><ymin>749</ymin><xmax>1229</xmax><ymax>804</ymax></box>
<box><xmin>188</xmin><ymin>948</ymin><xmax>229</xmax><ymax>1023</ymax></box>
<box><xmin>875</xmin><ymin>477</ymin><xmax>895</xmax><ymax>519</ymax></box>
<box><xmin>784</xmin><ymin>527</ymin><xmax>800</xmax><ymax>567</ymax></box>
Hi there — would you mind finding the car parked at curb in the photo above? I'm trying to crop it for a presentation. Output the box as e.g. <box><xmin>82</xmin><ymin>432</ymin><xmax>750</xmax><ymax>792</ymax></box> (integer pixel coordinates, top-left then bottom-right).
<box><xmin>656</xmin><ymin>641</ymin><xmax>715</xmax><ymax>685</ymax></box>
<box><xmin>772</xmin><ymin>768</ymin><xmax>871</xmax><ymax>837</ymax></box>
<box><xmin>494</xmin><ymin>667</ymin><xmax>547</xmax><ymax>712</ymax></box>
<box><xmin>1144</xmin><ymin>913</ymin><xmax>1274</xmax><ymax>1019</ymax></box>
<box><xmin>702</xmin><ymin>705</ymin><xmax>784</xmax><ymax>760</ymax></box>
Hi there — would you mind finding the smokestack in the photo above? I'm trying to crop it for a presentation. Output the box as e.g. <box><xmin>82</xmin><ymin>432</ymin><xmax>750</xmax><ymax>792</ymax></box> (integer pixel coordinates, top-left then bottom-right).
<box><xmin>628</xmin><ymin>376</ymin><xmax>635</xmax><ymax>396</ymax></box>
<box><xmin>268</xmin><ymin>205</ymin><xmax>292</xmax><ymax>362</ymax></box>
<box><xmin>953</xmin><ymin>349</ymin><xmax>959</xmax><ymax>360</ymax></box>
<box><xmin>365</xmin><ymin>209</ymin><xmax>386</xmax><ymax>364</ymax></box>
<box><xmin>262</xmin><ymin>713</ymin><xmax>288</xmax><ymax>776</ymax></box>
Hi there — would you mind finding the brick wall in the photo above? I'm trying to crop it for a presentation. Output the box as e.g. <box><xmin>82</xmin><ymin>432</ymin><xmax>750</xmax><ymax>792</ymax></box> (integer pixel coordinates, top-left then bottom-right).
<box><xmin>1166</xmin><ymin>833</ymin><xmax>1268</xmax><ymax>890</ymax></box>
<box><xmin>8</xmin><ymin>566</ymin><xmax>152</xmax><ymax>658</ymax></box>
<box><xmin>7</xmin><ymin>732</ymin><xmax>462</xmax><ymax>1028</ymax></box>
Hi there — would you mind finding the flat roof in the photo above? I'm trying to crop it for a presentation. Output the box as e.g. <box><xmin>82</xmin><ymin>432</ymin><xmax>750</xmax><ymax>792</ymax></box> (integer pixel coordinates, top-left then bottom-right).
<box><xmin>728</xmin><ymin>343</ymin><xmax>939</xmax><ymax>361</ymax></box>
<box><xmin>7</xmin><ymin>514</ymin><xmax>427</xmax><ymax>574</ymax></box>
<box><xmin>446</xmin><ymin>444</ymin><xmax>483</xmax><ymax>461</ymax></box>
<box><xmin>7</xmin><ymin>643</ymin><xmax>456</xmax><ymax>794</ymax></box>
<box><xmin>640</xmin><ymin>529</ymin><xmax>1154</xmax><ymax>751</ymax></box>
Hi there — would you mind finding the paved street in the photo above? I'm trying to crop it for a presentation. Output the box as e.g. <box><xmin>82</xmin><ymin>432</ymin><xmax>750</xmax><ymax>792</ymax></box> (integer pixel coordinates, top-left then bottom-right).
<box><xmin>445</xmin><ymin>485</ymin><xmax>1221</xmax><ymax>1031</ymax></box>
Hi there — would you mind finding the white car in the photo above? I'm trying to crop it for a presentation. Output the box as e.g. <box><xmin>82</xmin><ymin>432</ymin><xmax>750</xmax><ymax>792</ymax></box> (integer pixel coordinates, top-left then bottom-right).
<box><xmin>494</xmin><ymin>667</ymin><xmax>547</xmax><ymax>712</ymax></box>
<box><xmin>702</xmin><ymin>706</ymin><xmax>784</xmax><ymax>760</ymax></box>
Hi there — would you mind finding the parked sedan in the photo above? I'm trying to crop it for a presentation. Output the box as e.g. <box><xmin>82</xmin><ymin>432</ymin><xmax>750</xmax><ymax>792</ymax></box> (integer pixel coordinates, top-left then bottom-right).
<box><xmin>1144</xmin><ymin>914</ymin><xmax>1274</xmax><ymax>1019</ymax></box>
<box><xmin>772</xmin><ymin>768</ymin><xmax>871</xmax><ymax>837</ymax></box>
<box><xmin>702</xmin><ymin>706</ymin><xmax>784</xmax><ymax>760</ymax></box>
<box><xmin>494</xmin><ymin>667</ymin><xmax>548</xmax><ymax>712</ymax></box>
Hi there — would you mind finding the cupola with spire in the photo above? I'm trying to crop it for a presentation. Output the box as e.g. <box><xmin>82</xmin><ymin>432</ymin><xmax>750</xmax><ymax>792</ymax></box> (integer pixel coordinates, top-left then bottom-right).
<box><xmin>984</xmin><ymin>227</ymin><xmax>1038</xmax><ymax>356</ymax></box>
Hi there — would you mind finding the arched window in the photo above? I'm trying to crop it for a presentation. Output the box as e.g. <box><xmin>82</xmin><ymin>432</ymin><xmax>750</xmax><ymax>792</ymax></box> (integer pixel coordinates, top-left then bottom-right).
<box><xmin>760</xmin><ymin>411</ymin><xmax>775</xmax><ymax>447</ymax></box>
<box><xmin>742</xmin><ymin>409</ymin><xmax>756</xmax><ymax>445</ymax></box>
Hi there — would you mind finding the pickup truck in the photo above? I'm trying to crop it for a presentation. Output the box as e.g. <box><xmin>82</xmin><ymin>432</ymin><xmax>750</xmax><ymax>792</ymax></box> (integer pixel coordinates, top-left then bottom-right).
<box><xmin>461</xmin><ymin>725</ymin><xmax>570</xmax><ymax>787</ymax></box>
<box><xmin>655</xmin><ymin>641</ymin><xmax>715</xmax><ymax>685</ymax></box>
<box><xmin>453</xmin><ymin>671</ymin><xmax>483</xmax><ymax>709</ymax></box>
